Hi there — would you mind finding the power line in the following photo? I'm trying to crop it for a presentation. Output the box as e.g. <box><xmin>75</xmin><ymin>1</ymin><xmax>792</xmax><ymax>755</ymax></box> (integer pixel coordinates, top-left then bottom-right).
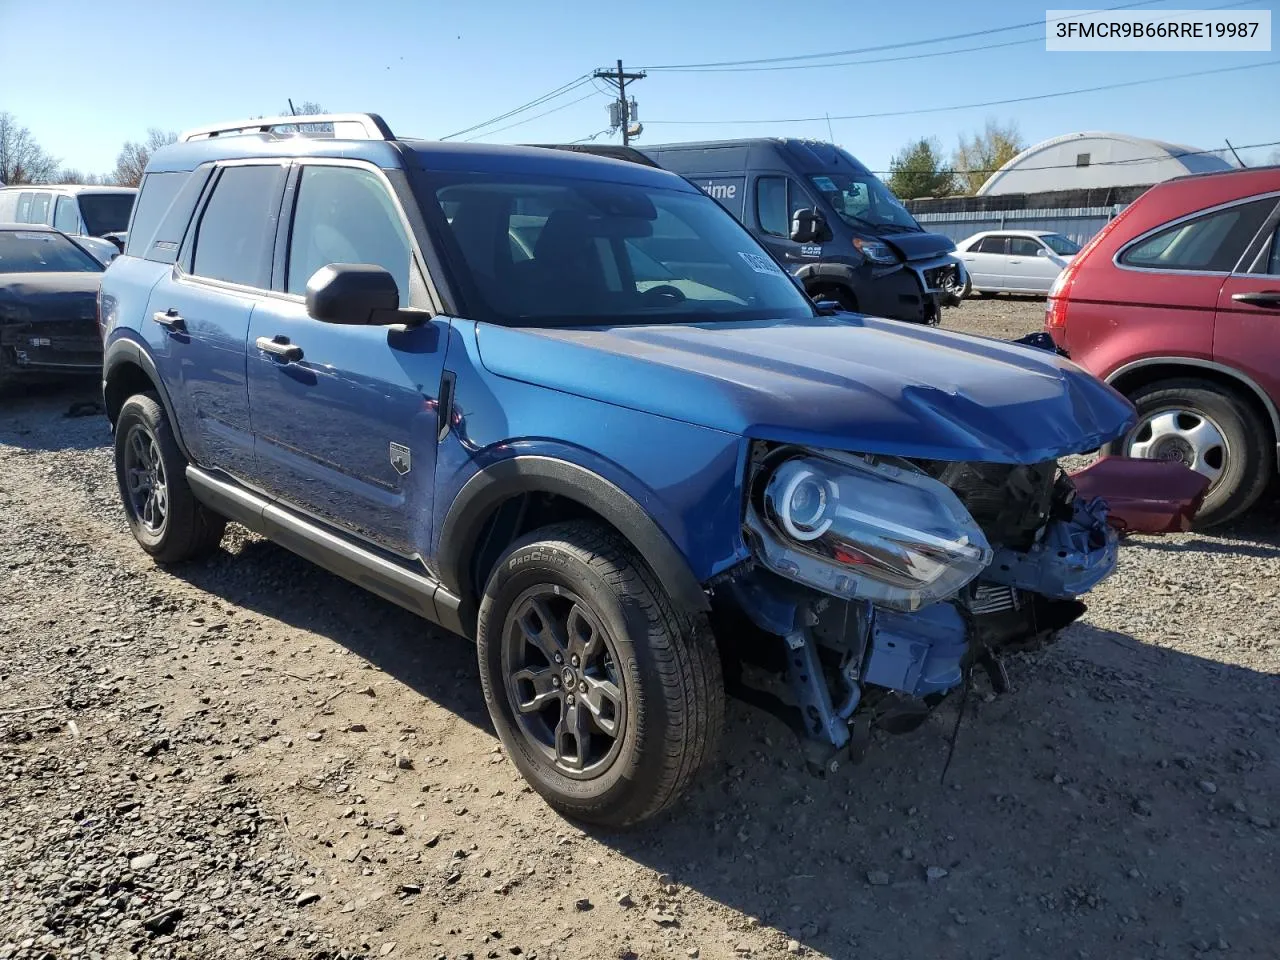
<box><xmin>439</xmin><ymin>75</ymin><xmax>591</xmax><ymax>141</ymax></box>
<box><xmin>645</xmin><ymin>59</ymin><xmax>1280</xmax><ymax>126</ymax></box>
<box><xmin>638</xmin><ymin>0</ymin><xmax>1168</xmax><ymax>71</ymax></box>
<box><xmin>464</xmin><ymin>92</ymin><xmax>602</xmax><ymax>142</ymax></box>
<box><xmin>655</xmin><ymin>0</ymin><xmax>1262</xmax><ymax>74</ymax></box>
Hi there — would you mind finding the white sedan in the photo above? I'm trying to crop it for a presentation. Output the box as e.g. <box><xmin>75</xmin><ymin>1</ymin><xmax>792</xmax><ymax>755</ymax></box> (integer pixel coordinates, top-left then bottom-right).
<box><xmin>956</xmin><ymin>229</ymin><xmax>1081</xmax><ymax>296</ymax></box>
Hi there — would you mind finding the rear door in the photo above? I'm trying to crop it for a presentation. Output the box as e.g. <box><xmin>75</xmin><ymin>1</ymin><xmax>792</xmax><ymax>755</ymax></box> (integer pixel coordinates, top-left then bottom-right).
<box><xmin>246</xmin><ymin>160</ymin><xmax>447</xmax><ymax>558</ymax></box>
<box><xmin>1214</xmin><ymin>194</ymin><xmax>1280</xmax><ymax>415</ymax></box>
<box><xmin>144</xmin><ymin>162</ymin><xmax>287</xmax><ymax>479</ymax></box>
<box><xmin>962</xmin><ymin>235</ymin><xmax>1007</xmax><ymax>289</ymax></box>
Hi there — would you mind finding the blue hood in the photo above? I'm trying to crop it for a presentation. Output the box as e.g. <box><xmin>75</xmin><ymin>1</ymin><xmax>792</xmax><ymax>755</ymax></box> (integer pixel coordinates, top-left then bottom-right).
<box><xmin>474</xmin><ymin>315</ymin><xmax>1137</xmax><ymax>464</ymax></box>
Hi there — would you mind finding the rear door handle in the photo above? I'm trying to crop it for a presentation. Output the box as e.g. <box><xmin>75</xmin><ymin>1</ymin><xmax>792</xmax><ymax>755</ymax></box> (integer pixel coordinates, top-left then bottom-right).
<box><xmin>256</xmin><ymin>335</ymin><xmax>303</xmax><ymax>362</ymax></box>
<box><xmin>1232</xmin><ymin>290</ymin><xmax>1280</xmax><ymax>308</ymax></box>
<box><xmin>153</xmin><ymin>309</ymin><xmax>185</xmax><ymax>331</ymax></box>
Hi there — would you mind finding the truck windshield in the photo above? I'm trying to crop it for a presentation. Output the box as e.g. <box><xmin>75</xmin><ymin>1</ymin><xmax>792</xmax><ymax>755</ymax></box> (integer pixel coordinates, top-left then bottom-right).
<box><xmin>808</xmin><ymin>173</ymin><xmax>921</xmax><ymax>233</ymax></box>
<box><xmin>427</xmin><ymin>172</ymin><xmax>816</xmax><ymax>327</ymax></box>
<box><xmin>77</xmin><ymin>193</ymin><xmax>135</xmax><ymax>235</ymax></box>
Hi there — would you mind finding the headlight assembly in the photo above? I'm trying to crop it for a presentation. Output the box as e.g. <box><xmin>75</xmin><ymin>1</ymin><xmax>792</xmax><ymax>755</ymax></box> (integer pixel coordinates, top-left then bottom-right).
<box><xmin>747</xmin><ymin>453</ymin><xmax>993</xmax><ymax>611</ymax></box>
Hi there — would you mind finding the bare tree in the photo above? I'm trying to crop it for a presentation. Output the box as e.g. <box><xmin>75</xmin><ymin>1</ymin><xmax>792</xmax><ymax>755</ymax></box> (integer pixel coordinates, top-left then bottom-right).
<box><xmin>952</xmin><ymin>119</ymin><xmax>1026</xmax><ymax>196</ymax></box>
<box><xmin>0</xmin><ymin>111</ymin><xmax>60</xmax><ymax>185</ymax></box>
<box><xmin>111</xmin><ymin>129</ymin><xmax>178</xmax><ymax>187</ymax></box>
<box><xmin>55</xmin><ymin>169</ymin><xmax>108</xmax><ymax>185</ymax></box>
<box><xmin>280</xmin><ymin>101</ymin><xmax>332</xmax><ymax>134</ymax></box>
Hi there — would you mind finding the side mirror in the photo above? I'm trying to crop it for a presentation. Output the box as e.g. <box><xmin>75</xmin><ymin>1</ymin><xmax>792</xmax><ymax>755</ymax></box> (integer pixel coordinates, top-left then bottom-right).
<box><xmin>306</xmin><ymin>264</ymin><xmax>400</xmax><ymax>325</ymax></box>
<box><xmin>1034</xmin><ymin>248</ymin><xmax>1048</xmax><ymax>258</ymax></box>
<box><xmin>789</xmin><ymin>208</ymin><xmax>830</xmax><ymax>244</ymax></box>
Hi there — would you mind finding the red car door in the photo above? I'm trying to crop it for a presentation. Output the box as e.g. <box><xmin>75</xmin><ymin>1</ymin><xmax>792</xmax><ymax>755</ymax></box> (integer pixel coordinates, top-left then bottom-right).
<box><xmin>1213</xmin><ymin>204</ymin><xmax>1280</xmax><ymax>429</ymax></box>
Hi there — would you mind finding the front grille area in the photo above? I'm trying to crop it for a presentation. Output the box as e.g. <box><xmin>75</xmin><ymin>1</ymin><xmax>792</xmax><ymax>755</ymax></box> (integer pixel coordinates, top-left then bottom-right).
<box><xmin>922</xmin><ymin>263</ymin><xmax>960</xmax><ymax>292</ymax></box>
<box><xmin>921</xmin><ymin>460</ymin><xmax>1060</xmax><ymax>550</ymax></box>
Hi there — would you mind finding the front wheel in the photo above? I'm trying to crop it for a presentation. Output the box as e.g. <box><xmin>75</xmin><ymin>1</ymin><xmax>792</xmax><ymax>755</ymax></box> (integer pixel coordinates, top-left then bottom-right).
<box><xmin>1105</xmin><ymin>378</ymin><xmax>1273</xmax><ymax>528</ymax></box>
<box><xmin>114</xmin><ymin>392</ymin><xmax>226</xmax><ymax>562</ymax></box>
<box><xmin>476</xmin><ymin>521</ymin><xmax>724</xmax><ymax>827</ymax></box>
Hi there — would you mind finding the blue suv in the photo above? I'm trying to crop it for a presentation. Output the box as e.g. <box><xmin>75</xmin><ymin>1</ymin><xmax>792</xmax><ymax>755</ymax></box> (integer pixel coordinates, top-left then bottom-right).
<box><xmin>100</xmin><ymin>113</ymin><xmax>1134</xmax><ymax>826</ymax></box>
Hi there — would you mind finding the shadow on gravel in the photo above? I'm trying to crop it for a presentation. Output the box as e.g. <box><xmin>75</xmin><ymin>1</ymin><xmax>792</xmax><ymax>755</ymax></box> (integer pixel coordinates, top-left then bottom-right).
<box><xmin>171</xmin><ymin>536</ymin><xmax>493</xmax><ymax>733</ymax></box>
<box><xmin>1133</xmin><ymin>499</ymin><xmax>1280</xmax><ymax>557</ymax></box>
<box><xmin>162</xmin><ymin>525</ymin><xmax>1280</xmax><ymax>958</ymax></box>
<box><xmin>0</xmin><ymin>379</ymin><xmax>107</xmax><ymax>452</ymax></box>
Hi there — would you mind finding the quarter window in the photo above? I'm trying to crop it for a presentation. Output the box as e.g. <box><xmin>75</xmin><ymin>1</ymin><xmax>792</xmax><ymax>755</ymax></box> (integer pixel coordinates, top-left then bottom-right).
<box><xmin>1121</xmin><ymin>198</ymin><xmax>1276</xmax><ymax>273</ymax></box>
<box><xmin>286</xmin><ymin>165</ymin><xmax>412</xmax><ymax>305</ymax></box>
<box><xmin>190</xmin><ymin>165</ymin><xmax>284</xmax><ymax>288</ymax></box>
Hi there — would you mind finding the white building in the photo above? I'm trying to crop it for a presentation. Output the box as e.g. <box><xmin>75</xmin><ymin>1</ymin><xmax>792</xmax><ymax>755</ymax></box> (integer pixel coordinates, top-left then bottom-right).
<box><xmin>976</xmin><ymin>131</ymin><xmax>1236</xmax><ymax>196</ymax></box>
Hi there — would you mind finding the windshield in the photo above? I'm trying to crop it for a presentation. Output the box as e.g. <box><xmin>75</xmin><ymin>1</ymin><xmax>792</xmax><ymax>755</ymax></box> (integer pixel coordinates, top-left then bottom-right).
<box><xmin>0</xmin><ymin>230</ymin><xmax>103</xmax><ymax>274</ymax></box>
<box><xmin>1041</xmin><ymin>233</ymin><xmax>1080</xmax><ymax>256</ymax></box>
<box><xmin>427</xmin><ymin>173</ymin><xmax>815</xmax><ymax>326</ymax></box>
<box><xmin>77</xmin><ymin>193</ymin><xmax>135</xmax><ymax>235</ymax></box>
<box><xmin>808</xmin><ymin>173</ymin><xmax>921</xmax><ymax>233</ymax></box>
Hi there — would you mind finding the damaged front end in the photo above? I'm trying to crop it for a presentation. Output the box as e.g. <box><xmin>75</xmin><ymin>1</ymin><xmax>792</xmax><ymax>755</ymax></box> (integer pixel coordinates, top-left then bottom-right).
<box><xmin>718</xmin><ymin>443</ymin><xmax>1123</xmax><ymax>771</ymax></box>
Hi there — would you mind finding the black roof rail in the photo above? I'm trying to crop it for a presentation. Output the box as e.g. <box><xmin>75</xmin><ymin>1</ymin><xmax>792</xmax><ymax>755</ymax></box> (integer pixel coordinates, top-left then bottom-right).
<box><xmin>526</xmin><ymin>144</ymin><xmax>660</xmax><ymax>167</ymax></box>
<box><xmin>179</xmin><ymin>113</ymin><xmax>395</xmax><ymax>143</ymax></box>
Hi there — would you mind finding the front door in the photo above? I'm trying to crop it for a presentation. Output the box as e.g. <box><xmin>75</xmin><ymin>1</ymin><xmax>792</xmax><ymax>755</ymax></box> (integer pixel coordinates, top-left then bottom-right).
<box><xmin>246</xmin><ymin>161</ymin><xmax>448</xmax><ymax>558</ymax></box>
<box><xmin>144</xmin><ymin>162</ymin><xmax>287</xmax><ymax>479</ymax></box>
<box><xmin>1214</xmin><ymin>204</ymin><xmax>1280</xmax><ymax>419</ymax></box>
<box><xmin>1008</xmin><ymin>235</ymin><xmax>1059</xmax><ymax>292</ymax></box>
<box><xmin>753</xmin><ymin>175</ymin><xmax>821</xmax><ymax>272</ymax></box>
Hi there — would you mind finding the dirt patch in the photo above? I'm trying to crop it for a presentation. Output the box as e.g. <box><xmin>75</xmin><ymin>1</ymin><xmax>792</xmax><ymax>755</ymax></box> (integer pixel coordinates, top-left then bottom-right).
<box><xmin>1</xmin><ymin>363</ymin><xmax>1277</xmax><ymax>960</ymax></box>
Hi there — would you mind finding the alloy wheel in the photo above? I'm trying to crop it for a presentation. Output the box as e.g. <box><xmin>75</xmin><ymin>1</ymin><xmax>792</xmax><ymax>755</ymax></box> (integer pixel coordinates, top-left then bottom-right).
<box><xmin>123</xmin><ymin>424</ymin><xmax>168</xmax><ymax>532</ymax></box>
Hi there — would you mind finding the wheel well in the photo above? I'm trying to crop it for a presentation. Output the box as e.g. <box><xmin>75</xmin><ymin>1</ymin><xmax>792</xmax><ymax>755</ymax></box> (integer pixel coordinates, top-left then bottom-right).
<box><xmin>463</xmin><ymin>491</ymin><xmax>634</xmax><ymax>602</ymax></box>
<box><xmin>806</xmin><ymin>281</ymin><xmax>857</xmax><ymax>310</ymax></box>
<box><xmin>104</xmin><ymin>360</ymin><xmax>156</xmax><ymax>426</ymax></box>
<box><xmin>1108</xmin><ymin>362</ymin><xmax>1278</xmax><ymax>447</ymax></box>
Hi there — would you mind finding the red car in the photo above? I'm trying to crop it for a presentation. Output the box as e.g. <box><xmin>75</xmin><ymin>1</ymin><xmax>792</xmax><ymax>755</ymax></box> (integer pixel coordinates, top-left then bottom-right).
<box><xmin>1046</xmin><ymin>166</ymin><xmax>1280</xmax><ymax>527</ymax></box>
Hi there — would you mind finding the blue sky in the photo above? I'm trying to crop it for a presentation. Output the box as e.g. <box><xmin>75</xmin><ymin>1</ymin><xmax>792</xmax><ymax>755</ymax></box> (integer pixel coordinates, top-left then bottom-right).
<box><xmin>2</xmin><ymin>0</ymin><xmax>1277</xmax><ymax>175</ymax></box>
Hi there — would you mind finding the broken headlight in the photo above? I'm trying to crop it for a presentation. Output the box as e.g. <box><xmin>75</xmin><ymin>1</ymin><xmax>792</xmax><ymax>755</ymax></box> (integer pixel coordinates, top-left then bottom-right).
<box><xmin>748</xmin><ymin>453</ymin><xmax>993</xmax><ymax>611</ymax></box>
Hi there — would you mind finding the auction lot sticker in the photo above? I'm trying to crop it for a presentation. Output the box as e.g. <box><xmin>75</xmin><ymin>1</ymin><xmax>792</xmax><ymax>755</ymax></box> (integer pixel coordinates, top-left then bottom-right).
<box><xmin>1046</xmin><ymin>9</ymin><xmax>1271</xmax><ymax>51</ymax></box>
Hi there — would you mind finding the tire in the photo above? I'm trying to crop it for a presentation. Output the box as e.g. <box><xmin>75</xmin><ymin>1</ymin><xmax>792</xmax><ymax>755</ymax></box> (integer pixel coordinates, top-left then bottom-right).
<box><xmin>476</xmin><ymin>521</ymin><xmax>724</xmax><ymax>827</ymax></box>
<box><xmin>114</xmin><ymin>392</ymin><xmax>226</xmax><ymax>562</ymax></box>
<box><xmin>1104</xmin><ymin>378</ymin><xmax>1274</xmax><ymax>528</ymax></box>
<box><xmin>959</xmin><ymin>278</ymin><xmax>972</xmax><ymax>300</ymax></box>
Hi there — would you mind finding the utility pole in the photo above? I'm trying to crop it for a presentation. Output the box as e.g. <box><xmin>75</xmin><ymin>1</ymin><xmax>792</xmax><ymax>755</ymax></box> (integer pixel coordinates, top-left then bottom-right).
<box><xmin>594</xmin><ymin>60</ymin><xmax>646</xmax><ymax>145</ymax></box>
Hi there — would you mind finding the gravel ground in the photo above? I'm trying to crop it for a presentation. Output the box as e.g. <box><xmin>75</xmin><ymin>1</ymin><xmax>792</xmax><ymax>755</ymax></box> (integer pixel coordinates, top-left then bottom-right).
<box><xmin>2</xmin><ymin>299</ymin><xmax>1278</xmax><ymax>960</ymax></box>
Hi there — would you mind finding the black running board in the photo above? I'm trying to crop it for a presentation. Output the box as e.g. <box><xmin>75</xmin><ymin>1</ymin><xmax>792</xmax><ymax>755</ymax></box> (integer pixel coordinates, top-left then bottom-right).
<box><xmin>185</xmin><ymin>466</ymin><xmax>466</xmax><ymax>637</ymax></box>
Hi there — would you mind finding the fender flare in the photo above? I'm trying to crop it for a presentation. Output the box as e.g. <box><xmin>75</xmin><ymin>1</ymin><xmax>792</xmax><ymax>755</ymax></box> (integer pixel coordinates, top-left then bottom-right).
<box><xmin>438</xmin><ymin>455</ymin><xmax>711</xmax><ymax>619</ymax></box>
<box><xmin>102</xmin><ymin>337</ymin><xmax>194</xmax><ymax>461</ymax></box>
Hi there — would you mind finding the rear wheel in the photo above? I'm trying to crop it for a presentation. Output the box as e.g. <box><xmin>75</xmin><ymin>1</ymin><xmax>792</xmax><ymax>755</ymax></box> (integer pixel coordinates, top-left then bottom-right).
<box><xmin>114</xmin><ymin>392</ymin><xmax>226</xmax><ymax>562</ymax></box>
<box><xmin>1106</xmin><ymin>378</ymin><xmax>1273</xmax><ymax>528</ymax></box>
<box><xmin>476</xmin><ymin>521</ymin><xmax>723</xmax><ymax>827</ymax></box>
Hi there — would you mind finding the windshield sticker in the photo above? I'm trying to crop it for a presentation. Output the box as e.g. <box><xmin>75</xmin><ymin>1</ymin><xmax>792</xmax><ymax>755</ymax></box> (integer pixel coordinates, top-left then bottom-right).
<box><xmin>14</xmin><ymin>232</ymin><xmax>53</xmax><ymax>241</ymax></box>
<box><xmin>738</xmin><ymin>251</ymin><xmax>786</xmax><ymax>276</ymax></box>
<box><xmin>811</xmin><ymin>176</ymin><xmax>838</xmax><ymax>192</ymax></box>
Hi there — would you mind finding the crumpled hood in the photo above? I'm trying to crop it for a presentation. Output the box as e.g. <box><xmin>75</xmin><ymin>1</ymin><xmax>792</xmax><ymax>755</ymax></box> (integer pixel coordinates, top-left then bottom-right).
<box><xmin>475</xmin><ymin>314</ymin><xmax>1137</xmax><ymax>464</ymax></box>
<box><xmin>879</xmin><ymin>230</ymin><xmax>955</xmax><ymax>262</ymax></box>
<box><xmin>0</xmin><ymin>273</ymin><xmax>101</xmax><ymax>322</ymax></box>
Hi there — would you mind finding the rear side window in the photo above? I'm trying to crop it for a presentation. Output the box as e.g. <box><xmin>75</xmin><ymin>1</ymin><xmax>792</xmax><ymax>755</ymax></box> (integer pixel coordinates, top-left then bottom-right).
<box><xmin>1121</xmin><ymin>197</ymin><xmax>1276</xmax><ymax>272</ymax></box>
<box><xmin>15</xmin><ymin>192</ymin><xmax>33</xmax><ymax>222</ymax></box>
<box><xmin>126</xmin><ymin>172</ymin><xmax>189</xmax><ymax>258</ymax></box>
<box><xmin>54</xmin><ymin>196</ymin><xmax>79</xmax><ymax>233</ymax></box>
<box><xmin>26</xmin><ymin>192</ymin><xmax>52</xmax><ymax>224</ymax></box>
<box><xmin>976</xmin><ymin>236</ymin><xmax>1007</xmax><ymax>254</ymax></box>
<box><xmin>190</xmin><ymin>165</ymin><xmax>284</xmax><ymax>287</ymax></box>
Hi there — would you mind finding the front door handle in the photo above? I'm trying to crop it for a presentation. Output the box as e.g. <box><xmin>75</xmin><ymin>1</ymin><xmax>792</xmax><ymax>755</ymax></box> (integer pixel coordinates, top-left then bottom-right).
<box><xmin>1232</xmin><ymin>290</ymin><xmax>1280</xmax><ymax>308</ymax></box>
<box><xmin>256</xmin><ymin>335</ymin><xmax>303</xmax><ymax>362</ymax></box>
<box><xmin>153</xmin><ymin>309</ymin><xmax>185</xmax><ymax>331</ymax></box>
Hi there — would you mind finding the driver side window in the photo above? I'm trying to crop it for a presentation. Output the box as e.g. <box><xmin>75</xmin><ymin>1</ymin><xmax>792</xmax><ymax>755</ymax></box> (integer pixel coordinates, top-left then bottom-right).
<box><xmin>286</xmin><ymin>165</ymin><xmax>412</xmax><ymax>306</ymax></box>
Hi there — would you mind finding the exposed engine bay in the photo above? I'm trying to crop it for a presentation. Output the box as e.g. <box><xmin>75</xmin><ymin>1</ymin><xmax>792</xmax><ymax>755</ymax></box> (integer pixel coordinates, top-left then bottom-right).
<box><xmin>715</xmin><ymin>442</ymin><xmax>1123</xmax><ymax>771</ymax></box>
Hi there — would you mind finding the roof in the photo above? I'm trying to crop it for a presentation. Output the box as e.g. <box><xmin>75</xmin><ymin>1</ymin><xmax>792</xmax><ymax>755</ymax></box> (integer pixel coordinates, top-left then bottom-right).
<box><xmin>960</xmin><ymin>229</ymin><xmax>1059</xmax><ymax>239</ymax></box>
<box><xmin>977</xmin><ymin>132</ymin><xmax>1237</xmax><ymax>196</ymax></box>
<box><xmin>0</xmin><ymin>184</ymin><xmax>136</xmax><ymax>195</ymax></box>
<box><xmin>147</xmin><ymin>132</ymin><xmax>694</xmax><ymax>192</ymax></box>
